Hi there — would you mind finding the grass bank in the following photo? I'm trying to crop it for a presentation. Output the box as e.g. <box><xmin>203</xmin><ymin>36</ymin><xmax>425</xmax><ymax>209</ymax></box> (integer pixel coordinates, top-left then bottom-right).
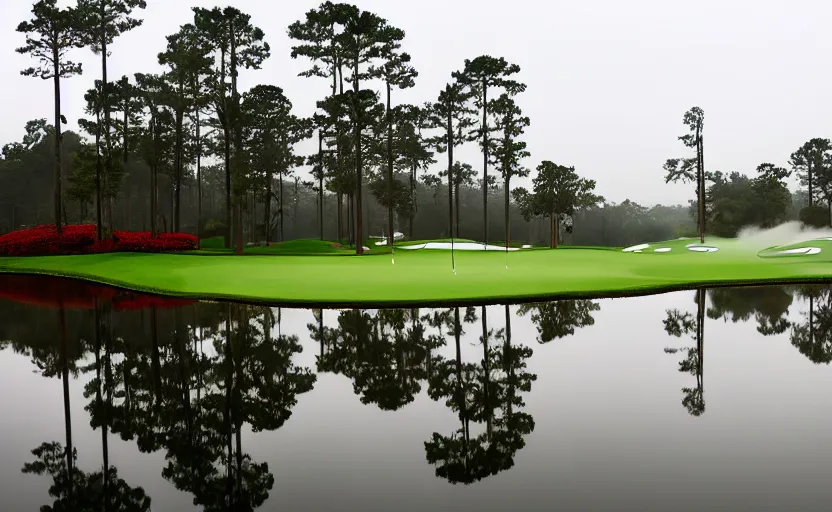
<box><xmin>1</xmin><ymin>237</ymin><xmax>832</xmax><ymax>306</ymax></box>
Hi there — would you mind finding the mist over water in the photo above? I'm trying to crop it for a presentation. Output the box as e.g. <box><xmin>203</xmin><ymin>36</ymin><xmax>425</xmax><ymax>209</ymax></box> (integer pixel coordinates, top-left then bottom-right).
<box><xmin>736</xmin><ymin>221</ymin><xmax>832</xmax><ymax>250</ymax></box>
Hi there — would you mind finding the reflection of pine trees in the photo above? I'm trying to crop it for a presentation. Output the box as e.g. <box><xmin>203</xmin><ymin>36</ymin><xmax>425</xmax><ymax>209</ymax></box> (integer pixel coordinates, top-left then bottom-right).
<box><xmin>22</xmin><ymin>441</ymin><xmax>151</xmax><ymax>511</ymax></box>
<box><xmin>79</xmin><ymin>302</ymin><xmax>316</xmax><ymax>510</ymax></box>
<box><xmin>790</xmin><ymin>286</ymin><xmax>832</xmax><ymax>364</ymax></box>
<box><xmin>424</xmin><ymin>306</ymin><xmax>537</xmax><ymax>484</ymax></box>
<box><xmin>663</xmin><ymin>289</ymin><xmax>705</xmax><ymax>416</ymax></box>
<box><xmin>316</xmin><ymin>308</ymin><xmax>428</xmax><ymax>410</ymax></box>
<box><xmin>517</xmin><ymin>299</ymin><xmax>600</xmax><ymax>343</ymax></box>
<box><xmin>707</xmin><ymin>286</ymin><xmax>793</xmax><ymax>335</ymax></box>
<box><xmin>7</xmin><ymin>297</ymin><xmax>150</xmax><ymax>510</ymax></box>
<box><xmin>0</xmin><ymin>301</ymin><xmax>88</xmax><ymax>502</ymax></box>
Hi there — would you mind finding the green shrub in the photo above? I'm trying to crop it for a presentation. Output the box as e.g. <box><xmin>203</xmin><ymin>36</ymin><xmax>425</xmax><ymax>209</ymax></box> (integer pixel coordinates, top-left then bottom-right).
<box><xmin>799</xmin><ymin>205</ymin><xmax>829</xmax><ymax>228</ymax></box>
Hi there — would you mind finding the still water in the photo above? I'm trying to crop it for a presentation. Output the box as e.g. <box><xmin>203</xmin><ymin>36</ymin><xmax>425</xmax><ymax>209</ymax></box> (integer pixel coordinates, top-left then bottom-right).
<box><xmin>1</xmin><ymin>275</ymin><xmax>831</xmax><ymax>511</ymax></box>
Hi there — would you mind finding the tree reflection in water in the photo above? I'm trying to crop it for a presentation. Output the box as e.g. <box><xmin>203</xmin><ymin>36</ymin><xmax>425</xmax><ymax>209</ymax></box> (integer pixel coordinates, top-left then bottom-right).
<box><xmin>790</xmin><ymin>285</ymin><xmax>832</xmax><ymax>365</ymax></box>
<box><xmin>663</xmin><ymin>289</ymin><xmax>706</xmax><ymax>416</ymax></box>
<box><xmin>424</xmin><ymin>306</ymin><xmax>537</xmax><ymax>484</ymax></box>
<box><xmin>9</xmin><ymin>274</ymin><xmax>828</xmax><ymax>506</ymax></box>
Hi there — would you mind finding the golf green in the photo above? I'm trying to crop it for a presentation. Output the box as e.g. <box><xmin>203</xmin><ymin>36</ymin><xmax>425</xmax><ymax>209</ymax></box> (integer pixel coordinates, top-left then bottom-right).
<box><xmin>1</xmin><ymin>237</ymin><xmax>831</xmax><ymax>306</ymax></box>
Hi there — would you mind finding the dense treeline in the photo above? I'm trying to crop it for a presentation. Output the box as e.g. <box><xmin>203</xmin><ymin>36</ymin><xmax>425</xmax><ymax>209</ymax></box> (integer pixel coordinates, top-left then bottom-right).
<box><xmin>0</xmin><ymin>0</ymin><xmax>825</xmax><ymax>253</ymax></box>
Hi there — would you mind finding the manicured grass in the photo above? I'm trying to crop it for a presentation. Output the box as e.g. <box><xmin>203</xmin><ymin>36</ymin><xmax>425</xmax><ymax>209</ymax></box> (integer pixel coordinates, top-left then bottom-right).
<box><xmin>199</xmin><ymin>236</ymin><xmax>225</xmax><ymax>249</ymax></box>
<box><xmin>2</xmin><ymin>236</ymin><xmax>832</xmax><ymax>306</ymax></box>
<box><xmin>191</xmin><ymin>238</ymin><xmax>392</xmax><ymax>256</ymax></box>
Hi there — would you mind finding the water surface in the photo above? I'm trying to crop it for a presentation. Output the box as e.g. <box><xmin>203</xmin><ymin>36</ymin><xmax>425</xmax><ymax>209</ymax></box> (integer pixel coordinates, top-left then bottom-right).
<box><xmin>0</xmin><ymin>275</ymin><xmax>830</xmax><ymax>511</ymax></box>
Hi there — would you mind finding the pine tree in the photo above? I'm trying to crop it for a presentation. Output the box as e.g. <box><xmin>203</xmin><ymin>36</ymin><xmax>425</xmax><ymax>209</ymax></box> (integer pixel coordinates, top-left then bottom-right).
<box><xmin>76</xmin><ymin>0</ymin><xmax>147</xmax><ymax>240</ymax></box>
<box><xmin>16</xmin><ymin>0</ymin><xmax>87</xmax><ymax>235</ymax></box>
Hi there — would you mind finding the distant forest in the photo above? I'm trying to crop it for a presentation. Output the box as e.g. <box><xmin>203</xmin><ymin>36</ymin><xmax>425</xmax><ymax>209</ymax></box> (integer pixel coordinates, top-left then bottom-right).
<box><xmin>1</xmin><ymin>1</ymin><xmax>823</xmax><ymax>250</ymax></box>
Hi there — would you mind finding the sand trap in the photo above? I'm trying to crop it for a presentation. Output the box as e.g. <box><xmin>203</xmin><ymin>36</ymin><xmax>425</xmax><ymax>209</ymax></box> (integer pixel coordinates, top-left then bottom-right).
<box><xmin>522</xmin><ymin>244</ymin><xmax>532</xmax><ymax>249</ymax></box>
<box><xmin>623</xmin><ymin>243</ymin><xmax>650</xmax><ymax>252</ymax></box>
<box><xmin>654</xmin><ymin>248</ymin><xmax>672</xmax><ymax>253</ymax></box>
<box><xmin>400</xmin><ymin>242</ymin><xmax>520</xmax><ymax>251</ymax></box>
<box><xmin>765</xmin><ymin>247</ymin><xmax>822</xmax><ymax>256</ymax></box>
<box><xmin>687</xmin><ymin>245</ymin><xmax>719</xmax><ymax>253</ymax></box>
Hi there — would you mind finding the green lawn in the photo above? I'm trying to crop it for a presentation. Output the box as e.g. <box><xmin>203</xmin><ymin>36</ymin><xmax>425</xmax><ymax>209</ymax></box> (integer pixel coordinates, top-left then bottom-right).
<box><xmin>192</xmin><ymin>238</ymin><xmax>392</xmax><ymax>256</ymax></box>
<box><xmin>2</xmin><ymin>237</ymin><xmax>832</xmax><ymax>306</ymax></box>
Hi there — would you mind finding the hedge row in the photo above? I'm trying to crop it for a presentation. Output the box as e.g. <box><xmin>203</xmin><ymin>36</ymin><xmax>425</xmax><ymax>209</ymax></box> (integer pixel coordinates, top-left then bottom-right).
<box><xmin>0</xmin><ymin>224</ymin><xmax>197</xmax><ymax>257</ymax></box>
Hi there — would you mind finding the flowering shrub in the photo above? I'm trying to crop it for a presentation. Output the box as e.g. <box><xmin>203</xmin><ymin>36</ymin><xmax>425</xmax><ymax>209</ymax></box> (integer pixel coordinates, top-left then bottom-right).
<box><xmin>0</xmin><ymin>224</ymin><xmax>197</xmax><ymax>257</ymax></box>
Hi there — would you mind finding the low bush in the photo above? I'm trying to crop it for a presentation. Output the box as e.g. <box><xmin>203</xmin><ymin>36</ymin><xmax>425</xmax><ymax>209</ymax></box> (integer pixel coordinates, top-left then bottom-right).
<box><xmin>799</xmin><ymin>205</ymin><xmax>829</xmax><ymax>229</ymax></box>
<box><xmin>0</xmin><ymin>224</ymin><xmax>197</xmax><ymax>257</ymax></box>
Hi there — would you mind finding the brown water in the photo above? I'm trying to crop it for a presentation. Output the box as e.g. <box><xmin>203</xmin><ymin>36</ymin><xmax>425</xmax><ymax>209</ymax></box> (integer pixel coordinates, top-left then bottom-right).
<box><xmin>0</xmin><ymin>275</ymin><xmax>830</xmax><ymax>511</ymax></box>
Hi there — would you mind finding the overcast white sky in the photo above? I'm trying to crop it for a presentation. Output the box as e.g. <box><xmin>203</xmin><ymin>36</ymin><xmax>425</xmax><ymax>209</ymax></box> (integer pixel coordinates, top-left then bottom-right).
<box><xmin>2</xmin><ymin>0</ymin><xmax>830</xmax><ymax>206</ymax></box>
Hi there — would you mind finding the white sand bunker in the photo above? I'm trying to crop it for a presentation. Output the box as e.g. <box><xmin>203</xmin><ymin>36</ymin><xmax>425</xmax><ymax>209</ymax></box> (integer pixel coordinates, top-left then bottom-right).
<box><xmin>654</xmin><ymin>248</ymin><xmax>672</xmax><ymax>253</ymax></box>
<box><xmin>400</xmin><ymin>242</ymin><xmax>520</xmax><ymax>251</ymax></box>
<box><xmin>686</xmin><ymin>244</ymin><xmax>719</xmax><ymax>253</ymax></box>
<box><xmin>765</xmin><ymin>247</ymin><xmax>822</xmax><ymax>256</ymax></box>
<box><xmin>623</xmin><ymin>243</ymin><xmax>650</xmax><ymax>252</ymax></box>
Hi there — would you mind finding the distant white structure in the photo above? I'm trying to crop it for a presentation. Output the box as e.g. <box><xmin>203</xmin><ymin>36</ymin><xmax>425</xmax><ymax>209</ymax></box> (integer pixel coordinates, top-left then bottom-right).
<box><xmin>371</xmin><ymin>231</ymin><xmax>405</xmax><ymax>245</ymax></box>
<box><xmin>400</xmin><ymin>242</ymin><xmax>520</xmax><ymax>251</ymax></box>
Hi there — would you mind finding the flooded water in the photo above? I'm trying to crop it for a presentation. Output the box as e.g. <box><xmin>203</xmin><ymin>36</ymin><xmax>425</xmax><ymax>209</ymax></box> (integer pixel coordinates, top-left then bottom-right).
<box><xmin>1</xmin><ymin>275</ymin><xmax>831</xmax><ymax>511</ymax></box>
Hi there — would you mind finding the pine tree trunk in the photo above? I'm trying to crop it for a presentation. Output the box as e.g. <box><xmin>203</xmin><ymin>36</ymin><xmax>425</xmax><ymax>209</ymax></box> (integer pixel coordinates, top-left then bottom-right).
<box><xmin>337</xmin><ymin>193</ymin><xmax>343</xmax><ymax>243</ymax></box>
<box><xmin>101</xmin><ymin>9</ymin><xmax>113</xmax><ymax>235</ymax></box>
<box><xmin>150</xmin><ymin>119</ymin><xmax>157</xmax><ymax>237</ymax></box>
<box><xmin>455</xmin><ymin>180</ymin><xmax>460</xmax><ymax>238</ymax></box>
<box><xmin>95</xmin><ymin>106</ymin><xmax>103</xmax><ymax>241</ymax></box>
<box><xmin>697</xmin><ymin>128</ymin><xmax>705</xmax><ymax>243</ymax></box>
<box><xmin>52</xmin><ymin>46</ymin><xmax>63</xmax><ymax>235</ymax></box>
<box><xmin>220</xmin><ymin>37</ymin><xmax>231</xmax><ymax>249</ymax></box>
<box><xmin>123</xmin><ymin>81</ymin><xmax>129</xmax><ymax>230</ymax></box>
<box><xmin>265</xmin><ymin>170</ymin><xmax>272</xmax><ymax>244</ymax></box>
<box><xmin>386</xmin><ymin>81</ymin><xmax>394</xmax><ymax>248</ymax></box>
<box><xmin>235</xmin><ymin>202</ymin><xmax>243</xmax><ymax>255</ymax></box>
<box><xmin>504</xmin><ymin>175</ymin><xmax>510</xmax><ymax>250</ymax></box>
<box><xmin>447</xmin><ymin>94</ymin><xmax>455</xmax><ymax>241</ymax></box>
<box><xmin>196</xmin><ymin>107</ymin><xmax>202</xmax><ymax>248</ymax></box>
<box><xmin>482</xmin><ymin>79</ymin><xmax>488</xmax><ymax>246</ymax></box>
<box><xmin>409</xmin><ymin>163</ymin><xmax>416</xmax><ymax>238</ymax></box>
<box><xmin>279</xmin><ymin>176</ymin><xmax>285</xmax><ymax>243</ymax></box>
<box><xmin>174</xmin><ymin>90</ymin><xmax>184</xmax><ymax>233</ymax></box>
<box><xmin>354</xmin><ymin>56</ymin><xmax>364</xmax><ymax>254</ymax></box>
<box><xmin>318</xmin><ymin>131</ymin><xmax>324</xmax><ymax>241</ymax></box>
<box><xmin>349</xmin><ymin>193</ymin><xmax>355</xmax><ymax>246</ymax></box>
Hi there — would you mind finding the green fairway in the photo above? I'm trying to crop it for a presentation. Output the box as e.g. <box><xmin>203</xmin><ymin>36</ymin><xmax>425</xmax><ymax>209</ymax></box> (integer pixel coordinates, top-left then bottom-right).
<box><xmin>190</xmin><ymin>238</ymin><xmax>391</xmax><ymax>256</ymax></box>
<box><xmin>1</xmin><ymin>236</ymin><xmax>832</xmax><ymax>306</ymax></box>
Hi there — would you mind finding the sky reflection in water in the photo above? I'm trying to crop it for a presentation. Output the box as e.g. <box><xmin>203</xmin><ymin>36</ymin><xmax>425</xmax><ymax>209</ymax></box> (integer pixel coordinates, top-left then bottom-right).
<box><xmin>0</xmin><ymin>275</ymin><xmax>830</xmax><ymax>511</ymax></box>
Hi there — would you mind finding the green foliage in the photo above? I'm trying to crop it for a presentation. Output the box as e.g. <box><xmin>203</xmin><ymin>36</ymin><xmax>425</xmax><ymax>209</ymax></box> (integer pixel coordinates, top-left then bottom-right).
<box><xmin>664</xmin><ymin>107</ymin><xmax>706</xmax><ymax>238</ymax></box>
<box><xmin>287</xmin><ymin>2</ymin><xmax>350</xmax><ymax>80</ymax></box>
<box><xmin>69</xmin><ymin>141</ymin><xmax>124</xmax><ymax>206</ymax></box>
<box><xmin>799</xmin><ymin>205</ymin><xmax>829</xmax><ymax>228</ymax></box>
<box><xmin>790</xmin><ymin>138</ymin><xmax>831</xmax><ymax>206</ymax></box>
<box><xmin>75</xmin><ymin>0</ymin><xmax>147</xmax><ymax>53</ymax></box>
<box><xmin>16</xmin><ymin>0</ymin><xmax>86</xmax><ymax>81</ymax></box>
<box><xmin>457</xmin><ymin>55</ymin><xmax>525</xmax><ymax>96</ymax></box>
<box><xmin>241</xmin><ymin>85</ymin><xmax>311</xmax><ymax>187</ymax></box>
<box><xmin>705</xmin><ymin>166</ymin><xmax>793</xmax><ymax>237</ymax></box>
<box><xmin>515</xmin><ymin>161</ymin><xmax>603</xmax><ymax>221</ymax></box>
<box><xmin>488</xmin><ymin>94</ymin><xmax>530</xmax><ymax>183</ymax></box>
<box><xmin>440</xmin><ymin>162</ymin><xmax>477</xmax><ymax>189</ymax></box>
<box><xmin>428</xmin><ymin>82</ymin><xmax>477</xmax><ymax>153</ymax></box>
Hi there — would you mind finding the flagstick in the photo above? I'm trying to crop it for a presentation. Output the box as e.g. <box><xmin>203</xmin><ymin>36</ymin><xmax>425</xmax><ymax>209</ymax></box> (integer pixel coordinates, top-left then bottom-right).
<box><xmin>451</xmin><ymin>236</ymin><xmax>456</xmax><ymax>275</ymax></box>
